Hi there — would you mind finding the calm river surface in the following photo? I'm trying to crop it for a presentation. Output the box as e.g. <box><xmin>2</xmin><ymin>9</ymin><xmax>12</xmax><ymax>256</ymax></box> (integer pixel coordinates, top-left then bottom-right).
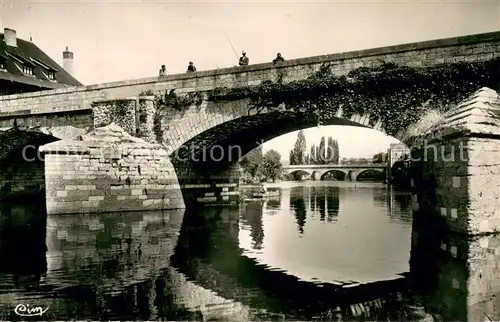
<box><xmin>0</xmin><ymin>181</ymin><xmax>433</xmax><ymax>321</ymax></box>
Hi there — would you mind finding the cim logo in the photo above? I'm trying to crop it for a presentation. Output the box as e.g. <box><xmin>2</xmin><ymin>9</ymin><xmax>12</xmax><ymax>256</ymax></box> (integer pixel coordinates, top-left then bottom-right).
<box><xmin>14</xmin><ymin>304</ymin><xmax>49</xmax><ymax>317</ymax></box>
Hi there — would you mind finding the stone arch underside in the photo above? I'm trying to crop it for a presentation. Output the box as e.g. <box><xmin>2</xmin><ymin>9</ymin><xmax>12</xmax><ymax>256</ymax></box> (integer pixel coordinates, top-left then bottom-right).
<box><xmin>0</xmin><ymin>129</ymin><xmax>60</xmax><ymax>199</ymax></box>
<box><xmin>287</xmin><ymin>170</ymin><xmax>313</xmax><ymax>180</ymax></box>
<box><xmin>319</xmin><ymin>169</ymin><xmax>349</xmax><ymax>181</ymax></box>
<box><xmin>164</xmin><ymin>105</ymin><xmax>388</xmax><ymax>205</ymax></box>
<box><xmin>169</xmin><ymin>110</ymin><xmax>372</xmax><ymax>165</ymax></box>
<box><xmin>355</xmin><ymin>168</ymin><xmax>386</xmax><ymax>181</ymax></box>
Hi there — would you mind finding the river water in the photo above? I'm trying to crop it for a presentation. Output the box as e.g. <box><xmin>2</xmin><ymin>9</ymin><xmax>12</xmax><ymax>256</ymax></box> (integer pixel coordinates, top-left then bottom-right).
<box><xmin>0</xmin><ymin>181</ymin><xmax>433</xmax><ymax>321</ymax></box>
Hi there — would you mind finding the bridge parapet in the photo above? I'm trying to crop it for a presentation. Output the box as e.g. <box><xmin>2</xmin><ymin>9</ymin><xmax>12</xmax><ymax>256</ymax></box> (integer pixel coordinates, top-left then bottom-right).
<box><xmin>1</xmin><ymin>31</ymin><xmax>500</xmax><ymax>119</ymax></box>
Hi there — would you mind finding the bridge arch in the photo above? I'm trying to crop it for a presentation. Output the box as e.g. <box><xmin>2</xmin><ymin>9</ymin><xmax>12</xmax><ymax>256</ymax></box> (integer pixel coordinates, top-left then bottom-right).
<box><xmin>166</xmin><ymin>106</ymin><xmax>396</xmax><ymax>203</ymax></box>
<box><xmin>320</xmin><ymin>170</ymin><xmax>348</xmax><ymax>181</ymax></box>
<box><xmin>0</xmin><ymin>128</ymin><xmax>61</xmax><ymax>199</ymax></box>
<box><xmin>355</xmin><ymin>168</ymin><xmax>386</xmax><ymax>181</ymax></box>
<box><xmin>287</xmin><ymin>170</ymin><xmax>313</xmax><ymax>181</ymax></box>
<box><xmin>166</xmin><ymin>108</ymin><xmax>381</xmax><ymax>203</ymax></box>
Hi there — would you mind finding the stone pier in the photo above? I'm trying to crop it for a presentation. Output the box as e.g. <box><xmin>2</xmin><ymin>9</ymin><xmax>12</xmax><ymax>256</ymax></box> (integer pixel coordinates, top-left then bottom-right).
<box><xmin>40</xmin><ymin>123</ymin><xmax>185</xmax><ymax>214</ymax></box>
<box><xmin>409</xmin><ymin>87</ymin><xmax>500</xmax><ymax>320</ymax></box>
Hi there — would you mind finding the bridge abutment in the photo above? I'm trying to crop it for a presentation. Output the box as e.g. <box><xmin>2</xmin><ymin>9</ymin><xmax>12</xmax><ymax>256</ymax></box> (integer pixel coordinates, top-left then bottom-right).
<box><xmin>40</xmin><ymin>123</ymin><xmax>185</xmax><ymax>214</ymax></box>
<box><xmin>409</xmin><ymin>88</ymin><xmax>500</xmax><ymax>319</ymax></box>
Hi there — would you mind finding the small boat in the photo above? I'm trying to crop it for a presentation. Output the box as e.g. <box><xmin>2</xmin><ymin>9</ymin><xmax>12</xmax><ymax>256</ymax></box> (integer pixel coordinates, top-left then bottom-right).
<box><xmin>251</xmin><ymin>188</ymin><xmax>281</xmax><ymax>198</ymax></box>
<box><xmin>242</xmin><ymin>198</ymin><xmax>266</xmax><ymax>202</ymax></box>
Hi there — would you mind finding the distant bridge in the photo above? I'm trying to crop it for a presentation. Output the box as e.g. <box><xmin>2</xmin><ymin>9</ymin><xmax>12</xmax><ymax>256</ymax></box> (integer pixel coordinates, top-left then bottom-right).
<box><xmin>283</xmin><ymin>164</ymin><xmax>387</xmax><ymax>181</ymax></box>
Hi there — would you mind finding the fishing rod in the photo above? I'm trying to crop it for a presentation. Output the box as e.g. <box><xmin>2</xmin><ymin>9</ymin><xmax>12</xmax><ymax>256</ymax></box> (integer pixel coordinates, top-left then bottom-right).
<box><xmin>220</xmin><ymin>27</ymin><xmax>240</xmax><ymax>61</ymax></box>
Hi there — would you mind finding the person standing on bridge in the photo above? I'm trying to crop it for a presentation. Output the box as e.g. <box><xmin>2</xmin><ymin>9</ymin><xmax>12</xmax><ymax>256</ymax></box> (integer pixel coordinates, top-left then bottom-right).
<box><xmin>239</xmin><ymin>51</ymin><xmax>249</xmax><ymax>66</ymax></box>
<box><xmin>273</xmin><ymin>53</ymin><xmax>285</xmax><ymax>64</ymax></box>
<box><xmin>186</xmin><ymin>61</ymin><xmax>197</xmax><ymax>73</ymax></box>
<box><xmin>159</xmin><ymin>65</ymin><xmax>167</xmax><ymax>76</ymax></box>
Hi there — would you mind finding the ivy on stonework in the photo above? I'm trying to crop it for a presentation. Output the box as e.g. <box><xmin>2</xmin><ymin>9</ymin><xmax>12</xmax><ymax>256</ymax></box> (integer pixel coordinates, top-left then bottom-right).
<box><xmin>150</xmin><ymin>89</ymin><xmax>205</xmax><ymax>142</ymax></box>
<box><xmin>153</xmin><ymin>112</ymin><xmax>163</xmax><ymax>143</ymax></box>
<box><xmin>204</xmin><ymin>58</ymin><xmax>500</xmax><ymax>136</ymax></box>
<box><xmin>156</xmin><ymin>89</ymin><xmax>204</xmax><ymax>111</ymax></box>
<box><xmin>114</xmin><ymin>99</ymin><xmax>132</xmax><ymax>117</ymax></box>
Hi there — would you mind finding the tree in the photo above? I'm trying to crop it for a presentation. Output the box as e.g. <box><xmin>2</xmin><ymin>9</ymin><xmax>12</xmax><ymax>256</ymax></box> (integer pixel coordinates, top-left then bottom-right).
<box><xmin>240</xmin><ymin>146</ymin><xmax>263</xmax><ymax>180</ymax></box>
<box><xmin>334</xmin><ymin>140</ymin><xmax>340</xmax><ymax>164</ymax></box>
<box><xmin>291</xmin><ymin>130</ymin><xmax>306</xmax><ymax>165</ymax></box>
<box><xmin>289</xmin><ymin>150</ymin><xmax>295</xmax><ymax>165</ymax></box>
<box><xmin>261</xmin><ymin>149</ymin><xmax>283</xmax><ymax>182</ymax></box>
<box><xmin>309</xmin><ymin>144</ymin><xmax>316</xmax><ymax>164</ymax></box>
<box><xmin>318</xmin><ymin>136</ymin><xmax>326</xmax><ymax>164</ymax></box>
<box><xmin>372</xmin><ymin>152</ymin><xmax>388</xmax><ymax>164</ymax></box>
<box><xmin>326</xmin><ymin>137</ymin><xmax>334</xmax><ymax>164</ymax></box>
<box><xmin>328</xmin><ymin>138</ymin><xmax>339</xmax><ymax>164</ymax></box>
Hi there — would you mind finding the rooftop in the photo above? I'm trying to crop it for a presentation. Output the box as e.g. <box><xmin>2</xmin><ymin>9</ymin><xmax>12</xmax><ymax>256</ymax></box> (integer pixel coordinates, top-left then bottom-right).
<box><xmin>0</xmin><ymin>31</ymin><xmax>82</xmax><ymax>89</ymax></box>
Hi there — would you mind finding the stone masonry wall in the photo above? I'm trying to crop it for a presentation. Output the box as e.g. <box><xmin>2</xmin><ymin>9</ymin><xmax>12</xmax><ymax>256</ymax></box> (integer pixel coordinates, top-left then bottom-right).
<box><xmin>0</xmin><ymin>111</ymin><xmax>92</xmax><ymax>130</ymax></box>
<box><xmin>408</xmin><ymin>88</ymin><xmax>500</xmax><ymax>320</ymax></box>
<box><xmin>409</xmin><ymin>88</ymin><xmax>500</xmax><ymax>235</ymax></box>
<box><xmin>40</xmin><ymin>124</ymin><xmax>185</xmax><ymax>214</ymax></box>
<box><xmin>424</xmin><ymin>136</ymin><xmax>500</xmax><ymax>234</ymax></box>
<box><xmin>1</xmin><ymin>31</ymin><xmax>500</xmax><ymax>119</ymax></box>
<box><xmin>92</xmin><ymin>98</ymin><xmax>137</xmax><ymax>136</ymax></box>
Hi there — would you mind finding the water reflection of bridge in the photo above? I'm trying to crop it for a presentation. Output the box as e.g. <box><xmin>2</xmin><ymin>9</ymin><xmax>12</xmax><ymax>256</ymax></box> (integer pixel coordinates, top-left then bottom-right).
<box><xmin>0</xmin><ymin>189</ymin><xmax>499</xmax><ymax>320</ymax></box>
<box><xmin>172</xmin><ymin>205</ymin><xmax>415</xmax><ymax>320</ymax></box>
<box><xmin>0</xmin><ymin>203</ymin><xmax>211</xmax><ymax>321</ymax></box>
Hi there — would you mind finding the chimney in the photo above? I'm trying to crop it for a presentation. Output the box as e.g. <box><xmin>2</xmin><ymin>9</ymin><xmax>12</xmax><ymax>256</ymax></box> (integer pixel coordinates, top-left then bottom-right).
<box><xmin>4</xmin><ymin>28</ymin><xmax>17</xmax><ymax>47</ymax></box>
<box><xmin>63</xmin><ymin>46</ymin><xmax>74</xmax><ymax>75</ymax></box>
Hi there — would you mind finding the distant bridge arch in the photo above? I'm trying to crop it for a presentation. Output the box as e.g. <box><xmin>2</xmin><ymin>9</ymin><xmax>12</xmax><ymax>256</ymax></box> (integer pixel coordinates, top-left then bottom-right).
<box><xmin>355</xmin><ymin>168</ymin><xmax>386</xmax><ymax>181</ymax></box>
<box><xmin>283</xmin><ymin>164</ymin><xmax>387</xmax><ymax>181</ymax></box>
<box><xmin>288</xmin><ymin>169</ymin><xmax>313</xmax><ymax>180</ymax></box>
<box><xmin>320</xmin><ymin>170</ymin><xmax>348</xmax><ymax>181</ymax></box>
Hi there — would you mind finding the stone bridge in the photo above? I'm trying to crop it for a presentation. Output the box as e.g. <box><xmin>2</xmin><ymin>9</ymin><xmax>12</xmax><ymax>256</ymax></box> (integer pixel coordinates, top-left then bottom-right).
<box><xmin>0</xmin><ymin>30</ymin><xmax>499</xmax><ymax>243</ymax></box>
<box><xmin>283</xmin><ymin>164</ymin><xmax>387</xmax><ymax>181</ymax></box>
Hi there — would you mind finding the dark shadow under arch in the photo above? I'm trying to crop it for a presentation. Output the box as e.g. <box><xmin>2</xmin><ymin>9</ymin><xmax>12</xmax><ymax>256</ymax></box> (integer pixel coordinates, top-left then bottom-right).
<box><xmin>320</xmin><ymin>170</ymin><xmax>347</xmax><ymax>181</ymax></box>
<box><xmin>169</xmin><ymin>111</ymin><xmax>374</xmax><ymax>202</ymax></box>
<box><xmin>356</xmin><ymin>168</ymin><xmax>386</xmax><ymax>182</ymax></box>
<box><xmin>171</xmin><ymin>111</ymin><xmax>369</xmax><ymax>163</ymax></box>
<box><xmin>287</xmin><ymin>170</ymin><xmax>312</xmax><ymax>181</ymax></box>
<box><xmin>0</xmin><ymin>128</ymin><xmax>60</xmax><ymax>200</ymax></box>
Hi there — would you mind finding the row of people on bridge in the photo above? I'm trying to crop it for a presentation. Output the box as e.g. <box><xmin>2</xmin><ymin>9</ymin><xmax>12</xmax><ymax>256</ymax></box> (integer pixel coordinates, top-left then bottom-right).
<box><xmin>158</xmin><ymin>52</ymin><xmax>285</xmax><ymax>76</ymax></box>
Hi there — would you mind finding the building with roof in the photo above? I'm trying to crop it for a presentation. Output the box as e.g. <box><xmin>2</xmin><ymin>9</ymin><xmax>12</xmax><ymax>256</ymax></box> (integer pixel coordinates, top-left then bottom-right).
<box><xmin>0</xmin><ymin>28</ymin><xmax>82</xmax><ymax>96</ymax></box>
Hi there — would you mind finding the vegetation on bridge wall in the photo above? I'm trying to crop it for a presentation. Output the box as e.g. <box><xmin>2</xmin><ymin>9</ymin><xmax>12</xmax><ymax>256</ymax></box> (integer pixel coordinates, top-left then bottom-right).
<box><xmin>140</xmin><ymin>89</ymin><xmax>204</xmax><ymax>142</ymax></box>
<box><xmin>204</xmin><ymin>58</ymin><xmax>500</xmax><ymax>136</ymax></box>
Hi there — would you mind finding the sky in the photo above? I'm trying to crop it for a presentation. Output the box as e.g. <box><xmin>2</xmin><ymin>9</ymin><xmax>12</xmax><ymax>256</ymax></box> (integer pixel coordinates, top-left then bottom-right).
<box><xmin>1</xmin><ymin>0</ymin><xmax>499</xmax><ymax>160</ymax></box>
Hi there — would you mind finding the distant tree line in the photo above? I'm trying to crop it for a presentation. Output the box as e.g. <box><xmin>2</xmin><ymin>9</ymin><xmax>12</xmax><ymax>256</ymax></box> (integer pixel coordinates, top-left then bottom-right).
<box><xmin>340</xmin><ymin>152</ymin><xmax>388</xmax><ymax>165</ymax></box>
<box><xmin>289</xmin><ymin>130</ymin><xmax>340</xmax><ymax>165</ymax></box>
<box><xmin>239</xmin><ymin>146</ymin><xmax>283</xmax><ymax>183</ymax></box>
